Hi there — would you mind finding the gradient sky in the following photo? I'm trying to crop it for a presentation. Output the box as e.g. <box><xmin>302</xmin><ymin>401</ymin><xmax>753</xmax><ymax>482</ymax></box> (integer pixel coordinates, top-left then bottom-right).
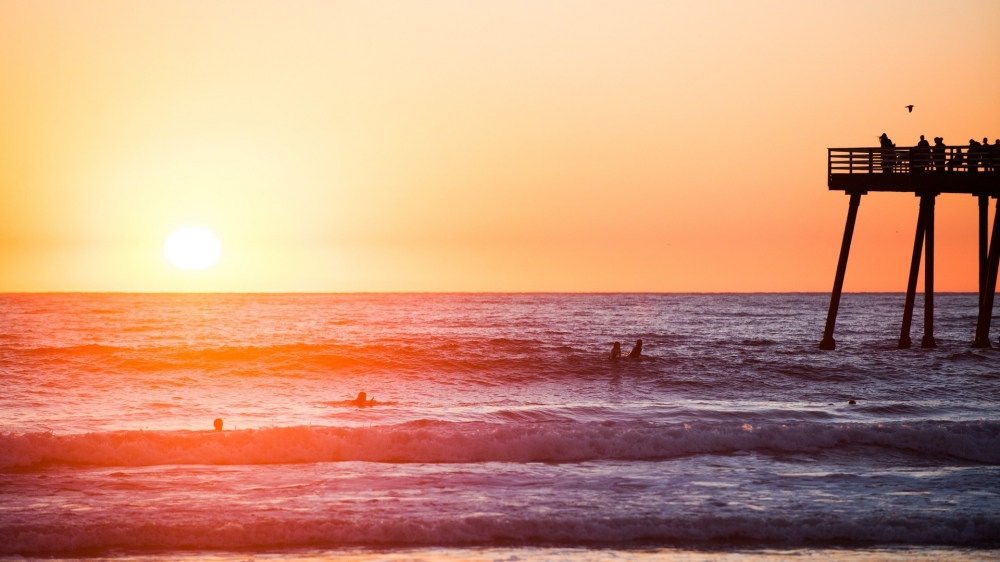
<box><xmin>1</xmin><ymin>1</ymin><xmax>998</xmax><ymax>292</ymax></box>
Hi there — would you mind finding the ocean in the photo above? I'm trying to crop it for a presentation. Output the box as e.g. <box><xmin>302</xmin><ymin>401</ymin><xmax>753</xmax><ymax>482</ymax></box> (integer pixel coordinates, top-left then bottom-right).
<box><xmin>1</xmin><ymin>293</ymin><xmax>998</xmax><ymax>561</ymax></box>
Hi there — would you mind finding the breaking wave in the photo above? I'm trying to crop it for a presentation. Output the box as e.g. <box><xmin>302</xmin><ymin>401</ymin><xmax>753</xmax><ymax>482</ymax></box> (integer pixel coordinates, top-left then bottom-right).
<box><xmin>3</xmin><ymin>420</ymin><xmax>998</xmax><ymax>469</ymax></box>
<box><xmin>3</xmin><ymin>512</ymin><xmax>998</xmax><ymax>554</ymax></box>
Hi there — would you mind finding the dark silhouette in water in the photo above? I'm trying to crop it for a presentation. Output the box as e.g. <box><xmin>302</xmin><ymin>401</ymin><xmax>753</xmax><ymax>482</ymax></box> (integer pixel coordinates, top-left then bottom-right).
<box><xmin>609</xmin><ymin>342</ymin><xmax>621</xmax><ymax>359</ymax></box>
<box><xmin>352</xmin><ymin>392</ymin><xmax>375</xmax><ymax>407</ymax></box>
<box><xmin>213</xmin><ymin>418</ymin><xmax>223</xmax><ymax>431</ymax></box>
<box><xmin>628</xmin><ymin>339</ymin><xmax>642</xmax><ymax>358</ymax></box>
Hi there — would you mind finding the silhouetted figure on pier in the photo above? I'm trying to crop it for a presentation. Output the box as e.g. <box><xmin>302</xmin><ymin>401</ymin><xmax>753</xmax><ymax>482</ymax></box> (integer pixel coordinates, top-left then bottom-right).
<box><xmin>968</xmin><ymin>139</ymin><xmax>982</xmax><ymax>172</ymax></box>
<box><xmin>947</xmin><ymin>147</ymin><xmax>965</xmax><ymax>171</ymax></box>
<box><xmin>932</xmin><ymin>137</ymin><xmax>946</xmax><ymax>171</ymax></box>
<box><xmin>628</xmin><ymin>339</ymin><xmax>643</xmax><ymax>358</ymax></box>
<box><xmin>991</xmin><ymin>140</ymin><xmax>1000</xmax><ymax>172</ymax></box>
<box><xmin>879</xmin><ymin>133</ymin><xmax>895</xmax><ymax>173</ymax></box>
<box><xmin>213</xmin><ymin>418</ymin><xmax>223</xmax><ymax>431</ymax></box>
<box><xmin>912</xmin><ymin>135</ymin><xmax>930</xmax><ymax>172</ymax></box>
<box><xmin>609</xmin><ymin>341</ymin><xmax>621</xmax><ymax>359</ymax></box>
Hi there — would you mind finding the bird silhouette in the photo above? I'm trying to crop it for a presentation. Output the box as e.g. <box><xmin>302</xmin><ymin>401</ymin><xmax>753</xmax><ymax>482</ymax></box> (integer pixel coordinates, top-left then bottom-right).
<box><xmin>905</xmin><ymin>105</ymin><xmax>914</xmax><ymax>113</ymax></box>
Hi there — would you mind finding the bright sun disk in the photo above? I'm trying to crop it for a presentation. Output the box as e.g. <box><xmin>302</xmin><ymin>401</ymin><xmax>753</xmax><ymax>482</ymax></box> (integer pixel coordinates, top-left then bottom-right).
<box><xmin>164</xmin><ymin>227</ymin><xmax>222</xmax><ymax>270</ymax></box>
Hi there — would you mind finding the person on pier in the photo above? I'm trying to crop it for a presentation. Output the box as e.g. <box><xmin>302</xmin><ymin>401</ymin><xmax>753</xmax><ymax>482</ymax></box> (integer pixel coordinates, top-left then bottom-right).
<box><xmin>932</xmin><ymin>137</ymin><xmax>946</xmax><ymax>171</ymax></box>
<box><xmin>911</xmin><ymin>135</ymin><xmax>930</xmax><ymax>172</ymax></box>
<box><xmin>879</xmin><ymin>133</ymin><xmax>895</xmax><ymax>173</ymax></box>
<box><xmin>947</xmin><ymin>146</ymin><xmax>965</xmax><ymax>172</ymax></box>
<box><xmin>968</xmin><ymin>139</ymin><xmax>982</xmax><ymax>172</ymax></box>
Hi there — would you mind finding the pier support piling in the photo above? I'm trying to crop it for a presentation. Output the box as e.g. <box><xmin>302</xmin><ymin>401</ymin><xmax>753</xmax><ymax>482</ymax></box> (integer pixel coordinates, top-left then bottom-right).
<box><xmin>899</xmin><ymin>198</ymin><xmax>926</xmax><ymax>349</ymax></box>
<box><xmin>820</xmin><ymin>192</ymin><xmax>862</xmax><ymax>350</ymax></box>
<box><xmin>974</xmin><ymin>197</ymin><xmax>1000</xmax><ymax>347</ymax></box>
<box><xmin>973</xmin><ymin>196</ymin><xmax>992</xmax><ymax>348</ymax></box>
<box><xmin>920</xmin><ymin>194</ymin><xmax>937</xmax><ymax>348</ymax></box>
<box><xmin>980</xmin><ymin>196</ymin><xmax>989</xmax><ymax>305</ymax></box>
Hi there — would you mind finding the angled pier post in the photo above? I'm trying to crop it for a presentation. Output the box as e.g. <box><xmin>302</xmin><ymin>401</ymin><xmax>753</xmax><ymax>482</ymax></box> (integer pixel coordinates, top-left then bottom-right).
<box><xmin>920</xmin><ymin>194</ymin><xmax>936</xmax><ymax>348</ymax></box>
<box><xmin>980</xmin><ymin>196</ymin><xmax>989</xmax><ymax>305</ymax></box>
<box><xmin>975</xmin><ymin>198</ymin><xmax>1000</xmax><ymax>347</ymax></box>
<box><xmin>899</xmin><ymin>198</ymin><xmax>926</xmax><ymax>349</ymax></box>
<box><xmin>973</xmin><ymin>196</ymin><xmax>992</xmax><ymax>348</ymax></box>
<box><xmin>820</xmin><ymin>192</ymin><xmax>862</xmax><ymax>350</ymax></box>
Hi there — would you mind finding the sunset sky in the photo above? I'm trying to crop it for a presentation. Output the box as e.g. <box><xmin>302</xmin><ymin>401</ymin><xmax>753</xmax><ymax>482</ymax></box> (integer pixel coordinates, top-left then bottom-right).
<box><xmin>1</xmin><ymin>0</ymin><xmax>998</xmax><ymax>292</ymax></box>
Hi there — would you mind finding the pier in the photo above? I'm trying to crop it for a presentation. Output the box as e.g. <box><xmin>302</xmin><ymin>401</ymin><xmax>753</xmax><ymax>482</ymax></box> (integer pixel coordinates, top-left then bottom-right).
<box><xmin>820</xmin><ymin>144</ymin><xmax>1000</xmax><ymax>350</ymax></box>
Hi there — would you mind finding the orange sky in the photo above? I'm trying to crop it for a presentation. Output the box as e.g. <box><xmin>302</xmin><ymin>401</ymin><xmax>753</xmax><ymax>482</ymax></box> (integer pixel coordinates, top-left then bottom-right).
<box><xmin>1</xmin><ymin>1</ymin><xmax>998</xmax><ymax>292</ymax></box>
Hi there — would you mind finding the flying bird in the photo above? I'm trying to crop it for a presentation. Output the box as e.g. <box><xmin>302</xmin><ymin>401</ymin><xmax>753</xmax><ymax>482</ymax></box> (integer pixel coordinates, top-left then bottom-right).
<box><xmin>905</xmin><ymin>105</ymin><xmax>914</xmax><ymax>113</ymax></box>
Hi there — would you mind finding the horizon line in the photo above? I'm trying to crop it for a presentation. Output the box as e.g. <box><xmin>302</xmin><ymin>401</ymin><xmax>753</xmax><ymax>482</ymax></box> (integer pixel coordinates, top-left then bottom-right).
<box><xmin>0</xmin><ymin>291</ymin><xmax>984</xmax><ymax>296</ymax></box>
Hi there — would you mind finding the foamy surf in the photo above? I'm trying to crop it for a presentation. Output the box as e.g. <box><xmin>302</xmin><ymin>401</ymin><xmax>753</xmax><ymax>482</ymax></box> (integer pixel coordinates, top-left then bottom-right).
<box><xmin>3</xmin><ymin>511</ymin><xmax>998</xmax><ymax>554</ymax></box>
<box><xmin>3</xmin><ymin>419</ymin><xmax>998</xmax><ymax>469</ymax></box>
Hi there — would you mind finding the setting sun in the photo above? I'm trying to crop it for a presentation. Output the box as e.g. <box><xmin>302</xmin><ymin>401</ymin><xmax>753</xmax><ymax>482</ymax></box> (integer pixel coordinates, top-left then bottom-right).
<box><xmin>163</xmin><ymin>227</ymin><xmax>222</xmax><ymax>270</ymax></box>
<box><xmin>1</xmin><ymin>2</ymin><xmax>998</xmax><ymax>559</ymax></box>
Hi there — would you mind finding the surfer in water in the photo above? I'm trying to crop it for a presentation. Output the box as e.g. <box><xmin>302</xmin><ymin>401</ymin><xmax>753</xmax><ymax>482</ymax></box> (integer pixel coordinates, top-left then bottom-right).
<box><xmin>213</xmin><ymin>418</ymin><xmax>223</xmax><ymax>431</ymax></box>
<box><xmin>609</xmin><ymin>342</ymin><xmax>622</xmax><ymax>359</ymax></box>
<box><xmin>628</xmin><ymin>339</ymin><xmax>642</xmax><ymax>358</ymax></box>
<box><xmin>352</xmin><ymin>391</ymin><xmax>375</xmax><ymax>407</ymax></box>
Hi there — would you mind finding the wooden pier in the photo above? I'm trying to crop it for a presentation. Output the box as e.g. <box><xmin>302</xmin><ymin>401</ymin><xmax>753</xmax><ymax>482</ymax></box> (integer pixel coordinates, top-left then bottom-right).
<box><xmin>820</xmin><ymin>144</ymin><xmax>1000</xmax><ymax>350</ymax></box>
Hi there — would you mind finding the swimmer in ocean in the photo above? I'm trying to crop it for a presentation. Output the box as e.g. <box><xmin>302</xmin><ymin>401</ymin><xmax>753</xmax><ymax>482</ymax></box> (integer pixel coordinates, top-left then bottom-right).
<box><xmin>609</xmin><ymin>341</ymin><xmax>621</xmax><ymax>359</ymax></box>
<box><xmin>213</xmin><ymin>418</ymin><xmax>223</xmax><ymax>431</ymax></box>
<box><xmin>628</xmin><ymin>339</ymin><xmax>642</xmax><ymax>358</ymax></box>
<box><xmin>352</xmin><ymin>391</ymin><xmax>375</xmax><ymax>407</ymax></box>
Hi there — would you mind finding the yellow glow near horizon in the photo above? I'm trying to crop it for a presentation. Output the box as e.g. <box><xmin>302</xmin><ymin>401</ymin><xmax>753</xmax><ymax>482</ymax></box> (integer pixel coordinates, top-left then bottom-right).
<box><xmin>164</xmin><ymin>227</ymin><xmax>222</xmax><ymax>271</ymax></box>
<box><xmin>0</xmin><ymin>1</ymin><xmax>998</xmax><ymax>292</ymax></box>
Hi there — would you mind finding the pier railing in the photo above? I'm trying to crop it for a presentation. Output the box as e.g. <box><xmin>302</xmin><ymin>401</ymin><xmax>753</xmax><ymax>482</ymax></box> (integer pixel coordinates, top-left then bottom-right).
<box><xmin>828</xmin><ymin>145</ymin><xmax>997</xmax><ymax>176</ymax></box>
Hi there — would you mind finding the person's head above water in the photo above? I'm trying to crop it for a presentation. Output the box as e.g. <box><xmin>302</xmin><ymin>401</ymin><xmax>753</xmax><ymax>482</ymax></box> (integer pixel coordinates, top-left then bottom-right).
<box><xmin>356</xmin><ymin>391</ymin><xmax>366</xmax><ymax>402</ymax></box>
<box><xmin>213</xmin><ymin>418</ymin><xmax>223</xmax><ymax>431</ymax></box>
<box><xmin>609</xmin><ymin>341</ymin><xmax>621</xmax><ymax>359</ymax></box>
<box><xmin>628</xmin><ymin>339</ymin><xmax>643</xmax><ymax>357</ymax></box>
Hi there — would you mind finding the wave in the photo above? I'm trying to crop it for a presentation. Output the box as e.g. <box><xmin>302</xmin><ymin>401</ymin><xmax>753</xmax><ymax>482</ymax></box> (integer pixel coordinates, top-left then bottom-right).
<box><xmin>1</xmin><ymin>341</ymin><xmax>580</xmax><ymax>378</ymax></box>
<box><xmin>2</xmin><ymin>420</ymin><xmax>998</xmax><ymax>469</ymax></box>
<box><xmin>2</xmin><ymin>512</ymin><xmax>998</xmax><ymax>554</ymax></box>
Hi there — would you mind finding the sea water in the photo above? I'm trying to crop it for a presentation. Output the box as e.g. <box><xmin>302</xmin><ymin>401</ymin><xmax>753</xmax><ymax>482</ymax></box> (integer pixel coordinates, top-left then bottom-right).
<box><xmin>1</xmin><ymin>293</ymin><xmax>998</xmax><ymax>560</ymax></box>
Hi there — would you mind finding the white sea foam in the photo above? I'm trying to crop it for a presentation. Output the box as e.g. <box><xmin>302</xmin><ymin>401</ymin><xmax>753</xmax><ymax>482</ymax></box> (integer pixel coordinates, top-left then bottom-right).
<box><xmin>2</xmin><ymin>420</ymin><xmax>997</xmax><ymax>469</ymax></box>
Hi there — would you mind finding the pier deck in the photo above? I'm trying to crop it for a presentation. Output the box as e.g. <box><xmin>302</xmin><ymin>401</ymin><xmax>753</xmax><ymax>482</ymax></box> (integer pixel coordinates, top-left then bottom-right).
<box><xmin>828</xmin><ymin>146</ymin><xmax>999</xmax><ymax>195</ymax></box>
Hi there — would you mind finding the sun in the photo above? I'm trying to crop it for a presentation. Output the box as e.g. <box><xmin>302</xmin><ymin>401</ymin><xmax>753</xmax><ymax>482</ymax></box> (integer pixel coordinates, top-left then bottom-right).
<box><xmin>164</xmin><ymin>227</ymin><xmax>222</xmax><ymax>270</ymax></box>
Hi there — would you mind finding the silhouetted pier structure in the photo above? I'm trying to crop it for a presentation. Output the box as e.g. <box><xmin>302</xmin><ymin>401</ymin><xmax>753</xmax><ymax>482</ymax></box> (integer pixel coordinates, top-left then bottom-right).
<box><xmin>820</xmin><ymin>145</ymin><xmax>1000</xmax><ymax>350</ymax></box>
